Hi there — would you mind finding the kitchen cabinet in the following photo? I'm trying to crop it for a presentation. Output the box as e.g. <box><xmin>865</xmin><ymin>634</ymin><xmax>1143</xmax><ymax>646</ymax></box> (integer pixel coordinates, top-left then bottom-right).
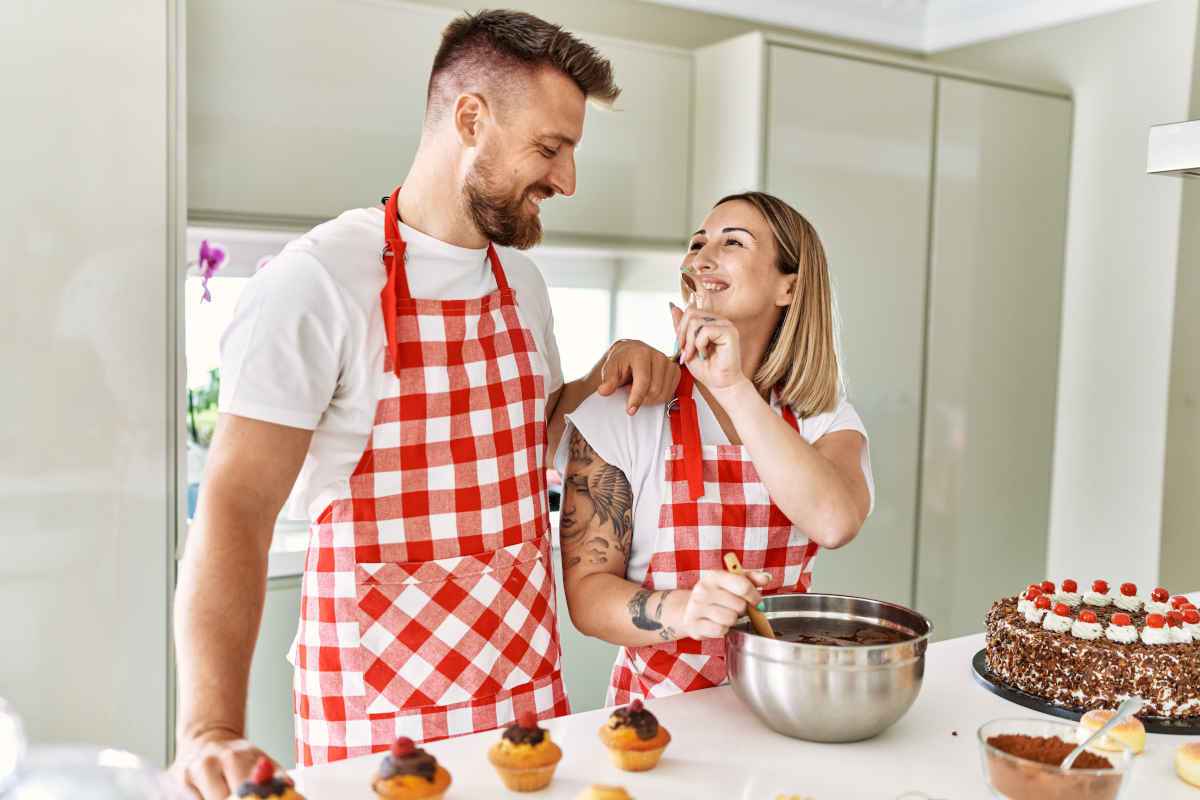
<box><xmin>246</xmin><ymin>577</ymin><xmax>302</xmax><ymax>769</ymax></box>
<box><xmin>690</xmin><ymin>34</ymin><xmax>1071</xmax><ymax>633</ymax></box>
<box><xmin>188</xmin><ymin>0</ymin><xmax>692</xmax><ymax>244</ymax></box>
<box><xmin>915</xmin><ymin>79</ymin><xmax>1071</xmax><ymax>639</ymax></box>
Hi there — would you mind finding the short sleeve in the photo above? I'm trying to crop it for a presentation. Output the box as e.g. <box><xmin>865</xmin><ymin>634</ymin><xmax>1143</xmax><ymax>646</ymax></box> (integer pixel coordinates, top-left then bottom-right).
<box><xmin>218</xmin><ymin>251</ymin><xmax>348</xmax><ymax>430</ymax></box>
<box><xmin>539</xmin><ymin>300</ymin><xmax>565</xmax><ymax>396</ymax></box>
<box><xmin>806</xmin><ymin>398</ymin><xmax>876</xmax><ymax>516</ymax></box>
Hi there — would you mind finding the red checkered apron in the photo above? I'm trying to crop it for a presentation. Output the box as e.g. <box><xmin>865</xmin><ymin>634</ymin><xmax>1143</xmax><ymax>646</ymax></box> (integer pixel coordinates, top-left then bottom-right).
<box><xmin>291</xmin><ymin>188</ymin><xmax>568</xmax><ymax>766</ymax></box>
<box><xmin>607</xmin><ymin>369</ymin><xmax>818</xmax><ymax>704</ymax></box>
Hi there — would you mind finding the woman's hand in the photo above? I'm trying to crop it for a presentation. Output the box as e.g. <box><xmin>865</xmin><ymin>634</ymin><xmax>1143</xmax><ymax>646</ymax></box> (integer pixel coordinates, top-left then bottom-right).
<box><xmin>677</xmin><ymin>570</ymin><xmax>770</xmax><ymax>640</ymax></box>
<box><xmin>670</xmin><ymin>299</ymin><xmax>747</xmax><ymax>392</ymax></box>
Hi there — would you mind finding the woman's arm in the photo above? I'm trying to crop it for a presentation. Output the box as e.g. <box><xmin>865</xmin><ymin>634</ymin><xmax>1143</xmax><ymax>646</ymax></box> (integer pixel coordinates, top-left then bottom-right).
<box><xmin>673</xmin><ymin>305</ymin><xmax>871</xmax><ymax>549</ymax></box>
<box><xmin>559</xmin><ymin>427</ymin><xmax>765</xmax><ymax>647</ymax></box>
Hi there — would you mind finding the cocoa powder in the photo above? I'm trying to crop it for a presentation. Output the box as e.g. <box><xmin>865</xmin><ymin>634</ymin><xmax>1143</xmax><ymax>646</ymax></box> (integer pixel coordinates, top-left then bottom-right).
<box><xmin>984</xmin><ymin>734</ymin><xmax>1123</xmax><ymax>800</ymax></box>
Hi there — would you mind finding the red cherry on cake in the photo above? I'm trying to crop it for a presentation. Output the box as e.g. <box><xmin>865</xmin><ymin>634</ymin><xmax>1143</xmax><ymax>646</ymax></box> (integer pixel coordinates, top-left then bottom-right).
<box><xmin>1146</xmin><ymin>613</ymin><xmax>1166</xmax><ymax>629</ymax></box>
<box><xmin>1061</xmin><ymin>579</ymin><xmax>1078</xmax><ymax>593</ymax></box>
<box><xmin>1092</xmin><ymin>580</ymin><xmax>1109</xmax><ymax>594</ymax></box>
<box><xmin>391</xmin><ymin>737</ymin><xmax>416</xmax><ymax>758</ymax></box>
<box><xmin>1054</xmin><ymin>603</ymin><xmax>1070</xmax><ymax>617</ymax></box>
<box><xmin>1024</xmin><ymin>588</ymin><xmax>1042</xmax><ymax>601</ymax></box>
<box><xmin>1078</xmin><ymin>610</ymin><xmax>1098</xmax><ymax>624</ymax></box>
<box><xmin>1172</xmin><ymin>595</ymin><xmax>1189</xmax><ymax>609</ymax></box>
<box><xmin>1120</xmin><ymin>582</ymin><xmax>1137</xmax><ymax>597</ymax></box>
<box><xmin>1184</xmin><ymin>609</ymin><xmax>1200</xmax><ymax>625</ymax></box>
<box><xmin>1111</xmin><ymin>612</ymin><xmax>1132</xmax><ymax>627</ymax></box>
<box><xmin>1151</xmin><ymin>587</ymin><xmax>1169</xmax><ymax>603</ymax></box>
<box><xmin>1041</xmin><ymin>580</ymin><xmax>1055</xmax><ymax>594</ymax></box>
<box><xmin>1182</xmin><ymin>603</ymin><xmax>1198</xmax><ymax>613</ymax></box>
<box><xmin>1025</xmin><ymin>584</ymin><xmax>1042</xmax><ymax>596</ymax></box>
<box><xmin>251</xmin><ymin>756</ymin><xmax>275</xmax><ymax>786</ymax></box>
<box><xmin>1167</xmin><ymin>611</ymin><xmax>1184</xmax><ymax>628</ymax></box>
<box><xmin>1035</xmin><ymin>595</ymin><xmax>1052</xmax><ymax>610</ymax></box>
<box><xmin>517</xmin><ymin>711</ymin><xmax>538</xmax><ymax>729</ymax></box>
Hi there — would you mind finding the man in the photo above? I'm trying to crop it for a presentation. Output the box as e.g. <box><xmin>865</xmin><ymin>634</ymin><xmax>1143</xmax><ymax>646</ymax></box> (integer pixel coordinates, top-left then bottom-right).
<box><xmin>171</xmin><ymin>10</ymin><xmax>679</xmax><ymax>798</ymax></box>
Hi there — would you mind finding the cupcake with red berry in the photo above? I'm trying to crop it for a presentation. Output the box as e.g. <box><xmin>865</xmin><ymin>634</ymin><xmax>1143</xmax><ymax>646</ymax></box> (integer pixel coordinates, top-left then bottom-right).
<box><xmin>487</xmin><ymin>712</ymin><xmax>562</xmax><ymax>792</ymax></box>
<box><xmin>598</xmin><ymin>699</ymin><xmax>671</xmax><ymax>772</ymax></box>
<box><xmin>1114</xmin><ymin>582</ymin><xmax>1142</xmax><ymax>613</ymax></box>
<box><xmin>1083</xmin><ymin>579</ymin><xmax>1112</xmax><ymax>607</ymax></box>
<box><xmin>229</xmin><ymin>756</ymin><xmax>303</xmax><ymax>800</ymax></box>
<box><xmin>372</xmin><ymin>737</ymin><xmax>451</xmax><ymax>800</ymax></box>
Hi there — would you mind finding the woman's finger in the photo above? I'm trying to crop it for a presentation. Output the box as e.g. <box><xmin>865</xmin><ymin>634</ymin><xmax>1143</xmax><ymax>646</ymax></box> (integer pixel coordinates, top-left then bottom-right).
<box><xmin>697</xmin><ymin>603</ymin><xmax>739</xmax><ymax>629</ymax></box>
<box><xmin>188</xmin><ymin>756</ymin><xmax>230</xmax><ymax>800</ymax></box>
<box><xmin>692</xmin><ymin>619</ymin><xmax>727</xmax><ymax>639</ymax></box>
<box><xmin>708</xmin><ymin>571</ymin><xmax>763</xmax><ymax>606</ymax></box>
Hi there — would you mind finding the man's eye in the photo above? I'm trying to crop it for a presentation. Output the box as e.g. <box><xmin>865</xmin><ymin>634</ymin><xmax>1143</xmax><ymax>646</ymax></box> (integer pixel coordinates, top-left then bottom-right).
<box><xmin>540</xmin><ymin>147</ymin><xmax>558</xmax><ymax>158</ymax></box>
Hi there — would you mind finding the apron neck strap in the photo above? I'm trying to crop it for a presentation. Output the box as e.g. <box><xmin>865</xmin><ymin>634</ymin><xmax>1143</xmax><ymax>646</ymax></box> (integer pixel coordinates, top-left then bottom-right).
<box><xmin>668</xmin><ymin>369</ymin><xmax>705</xmax><ymax>501</ymax></box>
<box><xmin>380</xmin><ymin>186</ymin><xmax>513</xmax><ymax>377</ymax></box>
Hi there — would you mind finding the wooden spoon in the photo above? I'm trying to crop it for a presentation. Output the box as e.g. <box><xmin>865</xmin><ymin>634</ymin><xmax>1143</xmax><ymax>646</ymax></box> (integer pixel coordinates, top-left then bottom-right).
<box><xmin>723</xmin><ymin>552</ymin><xmax>776</xmax><ymax>639</ymax></box>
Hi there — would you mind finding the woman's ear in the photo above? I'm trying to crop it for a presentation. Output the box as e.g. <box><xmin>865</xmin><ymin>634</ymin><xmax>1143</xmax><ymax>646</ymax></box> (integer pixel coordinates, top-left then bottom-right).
<box><xmin>775</xmin><ymin>273</ymin><xmax>798</xmax><ymax>308</ymax></box>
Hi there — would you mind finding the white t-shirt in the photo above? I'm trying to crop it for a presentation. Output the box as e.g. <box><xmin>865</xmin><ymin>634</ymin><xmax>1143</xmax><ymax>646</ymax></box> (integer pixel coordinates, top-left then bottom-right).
<box><xmin>218</xmin><ymin>207</ymin><xmax>564</xmax><ymax>520</ymax></box>
<box><xmin>558</xmin><ymin>387</ymin><xmax>875</xmax><ymax>584</ymax></box>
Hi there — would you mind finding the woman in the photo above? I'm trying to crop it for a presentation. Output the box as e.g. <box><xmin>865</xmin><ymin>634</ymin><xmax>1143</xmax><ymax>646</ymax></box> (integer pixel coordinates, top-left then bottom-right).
<box><xmin>558</xmin><ymin>191</ymin><xmax>875</xmax><ymax>704</ymax></box>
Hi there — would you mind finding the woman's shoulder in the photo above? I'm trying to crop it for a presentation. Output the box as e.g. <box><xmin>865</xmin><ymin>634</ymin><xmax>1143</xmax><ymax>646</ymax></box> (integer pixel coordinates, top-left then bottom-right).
<box><xmin>788</xmin><ymin>394</ymin><xmax>869</xmax><ymax>442</ymax></box>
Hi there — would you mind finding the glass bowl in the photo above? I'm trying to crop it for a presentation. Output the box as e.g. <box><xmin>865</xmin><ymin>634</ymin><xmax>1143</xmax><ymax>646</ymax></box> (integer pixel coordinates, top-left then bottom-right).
<box><xmin>977</xmin><ymin>718</ymin><xmax>1133</xmax><ymax>800</ymax></box>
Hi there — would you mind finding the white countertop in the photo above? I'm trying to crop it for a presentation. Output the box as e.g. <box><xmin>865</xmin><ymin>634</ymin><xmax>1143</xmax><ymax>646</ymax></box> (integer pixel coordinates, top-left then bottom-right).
<box><xmin>292</xmin><ymin>625</ymin><xmax>1200</xmax><ymax>799</ymax></box>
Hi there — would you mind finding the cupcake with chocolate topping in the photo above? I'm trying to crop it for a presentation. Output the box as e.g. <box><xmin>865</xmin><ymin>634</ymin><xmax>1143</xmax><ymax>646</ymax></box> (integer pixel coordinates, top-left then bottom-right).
<box><xmin>598</xmin><ymin>699</ymin><xmax>671</xmax><ymax>772</ymax></box>
<box><xmin>487</xmin><ymin>711</ymin><xmax>562</xmax><ymax>792</ymax></box>
<box><xmin>372</xmin><ymin>737</ymin><xmax>451</xmax><ymax>800</ymax></box>
<box><xmin>229</xmin><ymin>756</ymin><xmax>304</xmax><ymax>800</ymax></box>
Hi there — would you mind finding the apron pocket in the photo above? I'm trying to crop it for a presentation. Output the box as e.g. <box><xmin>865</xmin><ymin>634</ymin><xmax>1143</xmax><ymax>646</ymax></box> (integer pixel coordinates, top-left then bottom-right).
<box><xmin>353</xmin><ymin>539</ymin><xmax>560</xmax><ymax>713</ymax></box>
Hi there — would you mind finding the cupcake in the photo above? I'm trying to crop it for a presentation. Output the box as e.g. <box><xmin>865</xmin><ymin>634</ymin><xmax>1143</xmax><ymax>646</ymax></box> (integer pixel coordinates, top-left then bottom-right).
<box><xmin>598</xmin><ymin>699</ymin><xmax>671</xmax><ymax>772</ymax></box>
<box><xmin>372</xmin><ymin>737</ymin><xmax>452</xmax><ymax>800</ymax></box>
<box><xmin>229</xmin><ymin>756</ymin><xmax>304</xmax><ymax>800</ymax></box>
<box><xmin>576</xmin><ymin>785</ymin><xmax>634</xmax><ymax>800</ymax></box>
<box><xmin>487</xmin><ymin>711</ymin><xmax>563</xmax><ymax>792</ymax></box>
<box><xmin>1076</xmin><ymin>709</ymin><xmax>1146</xmax><ymax>755</ymax></box>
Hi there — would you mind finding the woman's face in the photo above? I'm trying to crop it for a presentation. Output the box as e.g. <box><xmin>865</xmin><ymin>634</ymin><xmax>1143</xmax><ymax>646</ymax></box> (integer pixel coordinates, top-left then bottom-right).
<box><xmin>682</xmin><ymin>200</ymin><xmax>794</xmax><ymax>324</ymax></box>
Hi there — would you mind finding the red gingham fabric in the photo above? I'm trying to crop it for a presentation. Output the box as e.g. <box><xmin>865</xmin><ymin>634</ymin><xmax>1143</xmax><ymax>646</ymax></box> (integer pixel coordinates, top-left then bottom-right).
<box><xmin>292</xmin><ymin>188</ymin><xmax>567</xmax><ymax>766</ymax></box>
<box><xmin>607</xmin><ymin>370</ymin><xmax>818</xmax><ymax>705</ymax></box>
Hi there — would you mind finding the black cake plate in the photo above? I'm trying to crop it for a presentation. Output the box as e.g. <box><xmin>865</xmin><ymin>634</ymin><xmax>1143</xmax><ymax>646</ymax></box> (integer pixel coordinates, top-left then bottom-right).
<box><xmin>971</xmin><ymin>649</ymin><xmax>1200</xmax><ymax>735</ymax></box>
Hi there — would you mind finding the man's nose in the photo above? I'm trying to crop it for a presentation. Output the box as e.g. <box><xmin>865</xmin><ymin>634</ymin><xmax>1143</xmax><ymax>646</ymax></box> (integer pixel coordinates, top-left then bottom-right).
<box><xmin>550</xmin><ymin>153</ymin><xmax>577</xmax><ymax>198</ymax></box>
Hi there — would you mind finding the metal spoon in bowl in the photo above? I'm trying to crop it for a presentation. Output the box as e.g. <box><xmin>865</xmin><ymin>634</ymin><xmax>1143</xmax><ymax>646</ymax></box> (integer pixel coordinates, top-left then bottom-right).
<box><xmin>1061</xmin><ymin>696</ymin><xmax>1145</xmax><ymax>769</ymax></box>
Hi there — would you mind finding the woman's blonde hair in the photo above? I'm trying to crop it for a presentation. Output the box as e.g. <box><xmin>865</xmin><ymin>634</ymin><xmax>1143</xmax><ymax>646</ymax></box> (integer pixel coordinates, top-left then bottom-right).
<box><xmin>700</xmin><ymin>191</ymin><xmax>840</xmax><ymax>418</ymax></box>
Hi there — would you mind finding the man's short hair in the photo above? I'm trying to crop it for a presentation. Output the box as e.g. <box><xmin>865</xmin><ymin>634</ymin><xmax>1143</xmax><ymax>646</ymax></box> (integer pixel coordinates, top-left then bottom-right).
<box><xmin>426</xmin><ymin>9</ymin><xmax>620</xmax><ymax>126</ymax></box>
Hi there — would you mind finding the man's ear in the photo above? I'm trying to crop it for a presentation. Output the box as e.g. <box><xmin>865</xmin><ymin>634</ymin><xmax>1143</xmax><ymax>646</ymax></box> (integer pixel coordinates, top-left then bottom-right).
<box><xmin>776</xmin><ymin>273</ymin><xmax>798</xmax><ymax>307</ymax></box>
<box><xmin>453</xmin><ymin>93</ymin><xmax>489</xmax><ymax>147</ymax></box>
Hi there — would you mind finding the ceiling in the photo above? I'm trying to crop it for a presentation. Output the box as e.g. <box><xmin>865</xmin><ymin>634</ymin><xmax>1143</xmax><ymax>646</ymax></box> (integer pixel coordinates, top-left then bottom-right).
<box><xmin>637</xmin><ymin>0</ymin><xmax>1160</xmax><ymax>52</ymax></box>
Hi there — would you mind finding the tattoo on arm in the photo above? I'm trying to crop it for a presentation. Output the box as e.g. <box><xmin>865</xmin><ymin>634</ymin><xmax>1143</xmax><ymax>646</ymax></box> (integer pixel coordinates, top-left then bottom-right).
<box><xmin>560</xmin><ymin>428</ymin><xmax>635</xmax><ymax>570</ymax></box>
<box><xmin>628</xmin><ymin>588</ymin><xmax>676</xmax><ymax>641</ymax></box>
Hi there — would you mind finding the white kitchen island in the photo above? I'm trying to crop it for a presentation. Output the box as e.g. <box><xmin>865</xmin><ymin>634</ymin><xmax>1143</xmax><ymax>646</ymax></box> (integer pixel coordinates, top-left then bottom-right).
<box><xmin>293</xmin><ymin>631</ymin><xmax>1200</xmax><ymax>799</ymax></box>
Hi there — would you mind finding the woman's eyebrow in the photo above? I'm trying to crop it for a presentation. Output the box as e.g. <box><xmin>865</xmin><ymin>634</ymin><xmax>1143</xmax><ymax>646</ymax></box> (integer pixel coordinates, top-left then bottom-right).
<box><xmin>721</xmin><ymin>227</ymin><xmax>756</xmax><ymax>239</ymax></box>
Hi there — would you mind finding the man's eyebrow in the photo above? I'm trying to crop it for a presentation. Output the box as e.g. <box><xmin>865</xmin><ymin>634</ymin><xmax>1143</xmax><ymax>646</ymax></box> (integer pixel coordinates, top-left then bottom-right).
<box><xmin>539</xmin><ymin>133</ymin><xmax>578</xmax><ymax>147</ymax></box>
<box><xmin>691</xmin><ymin>227</ymin><xmax>757</xmax><ymax>239</ymax></box>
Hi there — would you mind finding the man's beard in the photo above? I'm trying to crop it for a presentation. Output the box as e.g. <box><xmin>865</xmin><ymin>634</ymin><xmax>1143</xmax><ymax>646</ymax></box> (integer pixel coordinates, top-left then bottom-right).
<box><xmin>462</xmin><ymin>155</ymin><xmax>550</xmax><ymax>250</ymax></box>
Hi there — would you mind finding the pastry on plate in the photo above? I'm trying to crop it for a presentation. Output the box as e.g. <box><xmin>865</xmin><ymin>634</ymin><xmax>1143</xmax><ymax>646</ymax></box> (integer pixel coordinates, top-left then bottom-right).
<box><xmin>372</xmin><ymin>737</ymin><xmax>452</xmax><ymax>799</ymax></box>
<box><xmin>1178</xmin><ymin>742</ymin><xmax>1200</xmax><ymax>788</ymax></box>
<box><xmin>1076</xmin><ymin>709</ymin><xmax>1146</xmax><ymax>755</ymax></box>
<box><xmin>229</xmin><ymin>756</ymin><xmax>303</xmax><ymax>800</ymax></box>
<box><xmin>598</xmin><ymin>699</ymin><xmax>671</xmax><ymax>772</ymax></box>
<box><xmin>487</xmin><ymin>711</ymin><xmax>563</xmax><ymax>792</ymax></box>
<box><xmin>576</xmin><ymin>785</ymin><xmax>634</xmax><ymax>800</ymax></box>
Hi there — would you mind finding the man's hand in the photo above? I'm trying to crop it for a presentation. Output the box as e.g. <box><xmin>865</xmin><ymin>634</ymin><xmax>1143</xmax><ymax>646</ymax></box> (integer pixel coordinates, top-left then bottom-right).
<box><xmin>595</xmin><ymin>339</ymin><xmax>681</xmax><ymax>415</ymax></box>
<box><xmin>170</xmin><ymin>728</ymin><xmax>273</xmax><ymax>800</ymax></box>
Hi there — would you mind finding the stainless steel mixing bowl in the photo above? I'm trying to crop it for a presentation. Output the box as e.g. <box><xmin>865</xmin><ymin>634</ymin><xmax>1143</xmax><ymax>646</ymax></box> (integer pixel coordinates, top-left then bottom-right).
<box><xmin>725</xmin><ymin>593</ymin><xmax>932</xmax><ymax>742</ymax></box>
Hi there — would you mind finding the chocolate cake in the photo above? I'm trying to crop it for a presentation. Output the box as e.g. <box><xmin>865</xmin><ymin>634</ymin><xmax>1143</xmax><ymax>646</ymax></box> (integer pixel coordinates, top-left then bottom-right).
<box><xmin>984</xmin><ymin>581</ymin><xmax>1200</xmax><ymax>719</ymax></box>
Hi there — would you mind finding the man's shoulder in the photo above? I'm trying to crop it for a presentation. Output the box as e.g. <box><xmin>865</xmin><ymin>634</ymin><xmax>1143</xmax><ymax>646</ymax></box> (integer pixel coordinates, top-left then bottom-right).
<box><xmin>267</xmin><ymin>206</ymin><xmax>386</xmax><ymax>312</ymax></box>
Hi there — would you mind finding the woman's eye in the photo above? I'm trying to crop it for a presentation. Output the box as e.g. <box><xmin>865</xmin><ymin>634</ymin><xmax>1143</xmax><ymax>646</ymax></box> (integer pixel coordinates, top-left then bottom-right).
<box><xmin>688</xmin><ymin>241</ymin><xmax>703</xmax><ymax>251</ymax></box>
<box><xmin>725</xmin><ymin>238</ymin><xmax>743</xmax><ymax>247</ymax></box>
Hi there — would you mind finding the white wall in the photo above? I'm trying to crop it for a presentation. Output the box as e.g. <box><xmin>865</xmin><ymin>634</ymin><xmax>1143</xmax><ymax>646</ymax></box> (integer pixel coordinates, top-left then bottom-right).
<box><xmin>933</xmin><ymin>0</ymin><xmax>1200</xmax><ymax>587</ymax></box>
<box><xmin>0</xmin><ymin>1</ymin><xmax>181</xmax><ymax>764</ymax></box>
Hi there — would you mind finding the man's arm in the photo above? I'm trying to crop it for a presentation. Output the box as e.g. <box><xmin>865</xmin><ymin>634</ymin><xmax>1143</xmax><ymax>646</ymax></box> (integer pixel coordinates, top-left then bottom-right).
<box><xmin>171</xmin><ymin>414</ymin><xmax>312</xmax><ymax>800</ymax></box>
<box><xmin>544</xmin><ymin>340</ymin><xmax>680</xmax><ymax>469</ymax></box>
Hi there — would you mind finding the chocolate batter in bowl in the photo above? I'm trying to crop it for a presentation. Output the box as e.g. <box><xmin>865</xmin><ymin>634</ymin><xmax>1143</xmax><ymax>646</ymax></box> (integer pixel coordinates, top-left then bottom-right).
<box><xmin>725</xmin><ymin>593</ymin><xmax>932</xmax><ymax>742</ymax></box>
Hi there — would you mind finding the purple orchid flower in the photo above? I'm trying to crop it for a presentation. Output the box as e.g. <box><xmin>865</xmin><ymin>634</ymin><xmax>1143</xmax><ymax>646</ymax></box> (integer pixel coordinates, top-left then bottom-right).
<box><xmin>197</xmin><ymin>239</ymin><xmax>226</xmax><ymax>303</ymax></box>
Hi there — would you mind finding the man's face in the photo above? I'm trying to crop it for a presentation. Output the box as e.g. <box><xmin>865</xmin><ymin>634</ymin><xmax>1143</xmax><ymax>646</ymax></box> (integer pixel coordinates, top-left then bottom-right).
<box><xmin>463</xmin><ymin>67</ymin><xmax>586</xmax><ymax>249</ymax></box>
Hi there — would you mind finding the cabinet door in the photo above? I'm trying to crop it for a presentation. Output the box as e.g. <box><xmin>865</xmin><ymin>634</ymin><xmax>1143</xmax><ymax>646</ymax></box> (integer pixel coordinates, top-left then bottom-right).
<box><xmin>766</xmin><ymin>46</ymin><xmax>935</xmax><ymax>606</ymax></box>
<box><xmin>246</xmin><ymin>577</ymin><xmax>302</xmax><ymax>768</ymax></box>
<box><xmin>916</xmin><ymin>79</ymin><xmax>1070</xmax><ymax>639</ymax></box>
<box><xmin>188</xmin><ymin>1</ymin><xmax>690</xmax><ymax>243</ymax></box>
